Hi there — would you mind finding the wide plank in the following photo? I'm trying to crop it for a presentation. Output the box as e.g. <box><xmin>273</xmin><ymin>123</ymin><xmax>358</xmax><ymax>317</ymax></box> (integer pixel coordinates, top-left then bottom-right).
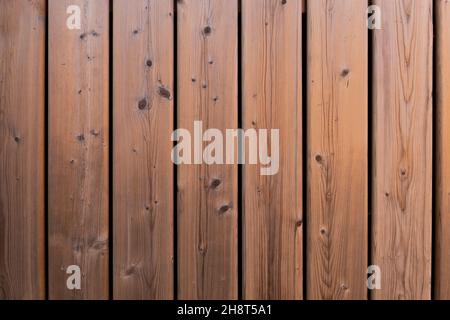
<box><xmin>0</xmin><ymin>0</ymin><xmax>46</xmax><ymax>300</ymax></box>
<box><xmin>242</xmin><ymin>0</ymin><xmax>303</xmax><ymax>300</ymax></box>
<box><xmin>307</xmin><ymin>0</ymin><xmax>368</xmax><ymax>300</ymax></box>
<box><xmin>372</xmin><ymin>0</ymin><xmax>433</xmax><ymax>300</ymax></box>
<box><xmin>177</xmin><ymin>0</ymin><xmax>238</xmax><ymax>299</ymax></box>
<box><xmin>113</xmin><ymin>0</ymin><xmax>174</xmax><ymax>300</ymax></box>
<box><xmin>48</xmin><ymin>0</ymin><xmax>109</xmax><ymax>299</ymax></box>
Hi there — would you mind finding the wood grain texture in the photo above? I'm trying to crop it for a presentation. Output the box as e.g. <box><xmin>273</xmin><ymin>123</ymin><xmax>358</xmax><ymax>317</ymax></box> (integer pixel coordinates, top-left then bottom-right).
<box><xmin>242</xmin><ymin>0</ymin><xmax>302</xmax><ymax>300</ymax></box>
<box><xmin>435</xmin><ymin>0</ymin><xmax>450</xmax><ymax>300</ymax></box>
<box><xmin>113</xmin><ymin>0</ymin><xmax>174</xmax><ymax>300</ymax></box>
<box><xmin>177</xmin><ymin>0</ymin><xmax>238</xmax><ymax>300</ymax></box>
<box><xmin>48</xmin><ymin>0</ymin><xmax>109</xmax><ymax>299</ymax></box>
<box><xmin>0</xmin><ymin>0</ymin><xmax>45</xmax><ymax>300</ymax></box>
<box><xmin>307</xmin><ymin>0</ymin><xmax>368</xmax><ymax>300</ymax></box>
<box><xmin>372</xmin><ymin>0</ymin><xmax>433</xmax><ymax>300</ymax></box>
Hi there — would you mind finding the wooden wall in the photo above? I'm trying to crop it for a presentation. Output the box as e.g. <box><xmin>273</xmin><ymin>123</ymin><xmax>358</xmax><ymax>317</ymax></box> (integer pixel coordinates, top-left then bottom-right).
<box><xmin>1</xmin><ymin>0</ymin><xmax>449</xmax><ymax>300</ymax></box>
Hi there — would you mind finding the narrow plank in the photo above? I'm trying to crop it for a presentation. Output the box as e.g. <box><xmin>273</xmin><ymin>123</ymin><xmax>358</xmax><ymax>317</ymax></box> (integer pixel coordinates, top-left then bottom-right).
<box><xmin>113</xmin><ymin>0</ymin><xmax>174</xmax><ymax>299</ymax></box>
<box><xmin>372</xmin><ymin>0</ymin><xmax>433</xmax><ymax>300</ymax></box>
<box><xmin>307</xmin><ymin>0</ymin><xmax>368</xmax><ymax>300</ymax></box>
<box><xmin>436</xmin><ymin>0</ymin><xmax>450</xmax><ymax>300</ymax></box>
<box><xmin>242</xmin><ymin>0</ymin><xmax>302</xmax><ymax>300</ymax></box>
<box><xmin>48</xmin><ymin>0</ymin><xmax>109</xmax><ymax>299</ymax></box>
<box><xmin>0</xmin><ymin>0</ymin><xmax>46</xmax><ymax>299</ymax></box>
<box><xmin>177</xmin><ymin>0</ymin><xmax>238</xmax><ymax>299</ymax></box>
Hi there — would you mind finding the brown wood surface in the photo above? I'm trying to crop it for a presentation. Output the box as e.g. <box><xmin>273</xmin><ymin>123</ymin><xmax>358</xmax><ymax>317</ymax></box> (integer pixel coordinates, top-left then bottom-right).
<box><xmin>113</xmin><ymin>0</ymin><xmax>174</xmax><ymax>300</ymax></box>
<box><xmin>48</xmin><ymin>0</ymin><xmax>109</xmax><ymax>299</ymax></box>
<box><xmin>177</xmin><ymin>0</ymin><xmax>238</xmax><ymax>300</ymax></box>
<box><xmin>307</xmin><ymin>0</ymin><xmax>368</xmax><ymax>300</ymax></box>
<box><xmin>436</xmin><ymin>0</ymin><xmax>450</xmax><ymax>300</ymax></box>
<box><xmin>242</xmin><ymin>0</ymin><xmax>302</xmax><ymax>300</ymax></box>
<box><xmin>372</xmin><ymin>0</ymin><xmax>433</xmax><ymax>300</ymax></box>
<box><xmin>0</xmin><ymin>0</ymin><xmax>46</xmax><ymax>300</ymax></box>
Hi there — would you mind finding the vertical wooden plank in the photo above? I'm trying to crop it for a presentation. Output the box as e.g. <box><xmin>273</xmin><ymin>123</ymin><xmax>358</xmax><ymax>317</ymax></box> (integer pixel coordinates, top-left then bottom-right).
<box><xmin>372</xmin><ymin>0</ymin><xmax>432</xmax><ymax>300</ymax></box>
<box><xmin>113</xmin><ymin>0</ymin><xmax>174</xmax><ymax>299</ymax></box>
<box><xmin>242</xmin><ymin>0</ymin><xmax>302</xmax><ymax>300</ymax></box>
<box><xmin>0</xmin><ymin>0</ymin><xmax>45</xmax><ymax>299</ymax></box>
<box><xmin>436</xmin><ymin>0</ymin><xmax>450</xmax><ymax>300</ymax></box>
<box><xmin>307</xmin><ymin>0</ymin><xmax>368</xmax><ymax>300</ymax></box>
<box><xmin>177</xmin><ymin>0</ymin><xmax>238</xmax><ymax>299</ymax></box>
<box><xmin>48</xmin><ymin>0</ymin><xmax>109</xmax><ymax>299</ymax></box>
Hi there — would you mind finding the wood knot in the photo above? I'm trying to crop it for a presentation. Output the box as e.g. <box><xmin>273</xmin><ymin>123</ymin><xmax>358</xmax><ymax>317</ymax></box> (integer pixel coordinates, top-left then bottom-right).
<box><xmin>76</xmin><ymin>134</ymin><xmax>85</xmax><ymax>142</ymax></box>
<box><xmin>203</xmin><ymin>25</ymin><xmax>212</xmax><ymax>36</ymax></box>
<box><xmin>198</xmin><ymin>243</ymin><xmax>207</xmax><ymax>256</ymax></box>
<box><xmin>158</xmin><ymin>86</ymin><xmax>171</xmax><ymax>100</ymax></box>
<box><xmin>218</xmin><ymin>203</ymin><xmax>232</xmax><ymax>214</ymax></box>
<box><xmin>315</xmin><ymin>154</ymin><xmax>323</xmax><ymax>163</ymax></box>
<box><xmin>281</xmin><ymin>0</ymin><xmax>287</xmax><ymax>4</ymax></box>
<box><xmin>124</xmin><ymin>265</ymin><xmax>136</xmax><ymax>276</ymax></box>
<box><xmin>138</xmin><ymin>98</ymin><xmax>148</xmax><ymax>110</ymax></box>
<box><xmin>14</xmin><ymin>136</ymin><xmax>21</xmax><ymax>143</ymax></box>
<box><xmin>210</xmin><ymin>178</ymin><xmax>221</xmax><ymax>189</ymax></box>
<box><xmin>146</xmin><ymin>59</ymin><xmax>153</xmax><ymax>67</ymax></box>
<box><xmin>341</xmin><ymin>69</ymin><xmax>350</xmax><ymax>77</ymax></box>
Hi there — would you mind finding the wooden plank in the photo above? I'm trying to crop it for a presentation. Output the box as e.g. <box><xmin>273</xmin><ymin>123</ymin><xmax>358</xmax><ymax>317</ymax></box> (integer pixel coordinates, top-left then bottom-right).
<box><xmin>0</xmin><ymin>0</ymin><xmax>46</xmax><ymax>299</ymax></box>
<box><xmin>113</xmin><ymin>0</ymin><xmax>174</xmax><ymax>300</ymax></box>
<box><xmin>177</xmin><ymin>0</ymin><xmax>238</xmax><ymax>299</ymax></box>
<box><xmin>307</xmin><ymin>0</ymin><xmax>368</xmax><ymax>300</ymax></box>
<box><xmin>372</xmin><ymin>0</ymin><xmax>432</xmax><ymax>300</ymax></box>
<box><xmin>48</xmin><ymin>0</ymin><xmax>109</xmax><ymax>299</ymax></box>
<box><xmin>436</xmin><ymin>0</ymin><xmax>450</xmax><ymax>300</ymax></box>
<box><xmin>242</xmin><ymin>0</ymin><xmax>302</xmax><ymax>300</ymax></box>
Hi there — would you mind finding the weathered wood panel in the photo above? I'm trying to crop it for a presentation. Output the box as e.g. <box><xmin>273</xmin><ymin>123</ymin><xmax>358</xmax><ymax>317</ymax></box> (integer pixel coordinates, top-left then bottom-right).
<box><xmin>242</xmin><ymin>0</ymin><xmax>302</xmax><ymax>300</ymax></box>
<box><xmin>48</xmin><ymin>0</ymin><xmax>109</xmax><ymax>299</ymax></box>
<box><xmin>372</xmin><ymin>0</ymin><xmax>433</xmax><ymax>300</ymax></box>
<box><xmin>307</xmin><ymin>0</ymin><xmax>368</xmax><ymax>300</ymax></box>
<box><xmin>113</xmin><ymin>0</ymin><xmax>174</xmax><ymax>300</ymax></box>
<box><xmin>0</xmin><ymin>0</ymin><xmax>46</xmax><ymax>300</ymax></box>
<box><xmin>177</xmin><ymin>0</ymin><xmax>238</xmax><ymax>300</ymax></box>
<box><xmin>436</xmin><ymin>0</ymin><xmax>450</xmax><ymax>300</ymax></box>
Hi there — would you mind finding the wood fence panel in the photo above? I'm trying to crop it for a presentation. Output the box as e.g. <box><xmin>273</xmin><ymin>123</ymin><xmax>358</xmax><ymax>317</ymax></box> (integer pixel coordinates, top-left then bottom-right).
<box><xmin>307</xmin><ymin>0</ymin><xmax>368</xmax><ymax>300</ymax></box>
<box><xmin>436</xmin><ymin>0</ymin><xmax>450</xmax><ymax>300</ymax></box>
<box><xmin>48</xmin><ymin>0</ymin><xmax>109</xmax><ymax>299</ymax></box>
<box><xmin>113</xmin><ymin>0</ymin><xmax>174</xmax><ymax>300</ymax></box>
<box><xmin>242</xmin><ymin>0</ymin><xmax>302</xmax><ymax>300</ymax></box>
<box><xmin>177</xmin><ymin>0</ymin><xmax>238</xmax><ymax>300</ymax></box>
<box><xmin>372</xmin><ymin>0</ymin><xmax>433</xmax><ymax>300</ymax></box>
<box><xmin>0</xmin><ymin>0</ymin><xmax>46</xmax><ymax>300</ymax></box>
